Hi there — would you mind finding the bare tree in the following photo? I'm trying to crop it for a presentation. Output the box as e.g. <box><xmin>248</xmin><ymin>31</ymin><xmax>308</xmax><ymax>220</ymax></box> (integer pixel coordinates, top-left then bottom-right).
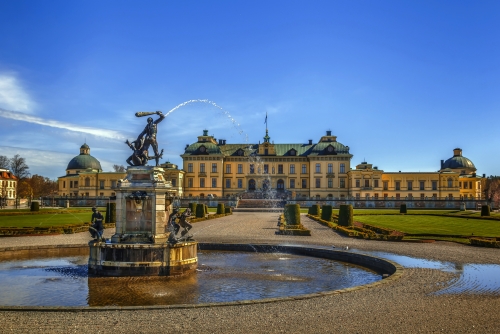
<box><xmin>0</xmin><ymin>155</ymin><xmax>10</xmax><ymax>169</ymax></box>
<box><xmin>10</xmin><ymin>154</ymin><xmax>30</xmax><ymax>179</ymax></box>
<box><xmin>484</xmin><ymin>176</ymin><xmax>500</xmax><ymax>208</ymax></box>
<box><xmin>113</xmin><ymin>164</ymin><xmax>126</xmax><ymax>172</ymax></box>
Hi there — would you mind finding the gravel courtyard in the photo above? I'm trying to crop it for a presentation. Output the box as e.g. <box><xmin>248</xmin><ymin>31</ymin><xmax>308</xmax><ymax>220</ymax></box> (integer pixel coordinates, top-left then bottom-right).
<box><xmin>0</xmin><ymin>212</ymin><xmax>499</xmax><ymax>333</ymax></box>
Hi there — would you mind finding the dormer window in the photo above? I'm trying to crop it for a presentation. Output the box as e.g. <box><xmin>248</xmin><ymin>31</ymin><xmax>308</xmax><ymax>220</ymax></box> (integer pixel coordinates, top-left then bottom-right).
<box><xmin>199</xmin><ymin>146</ymin><xmax>207</xmax><ymax>154</ymax></box>
<box><xmin>237</xmin><ymin>149</ymin><xmax>244</xmax><ymax>156</ymax></box>
<box><xmin>326</xmin><ymin>145</ymin><xmax>337</xmax><ymax>154</ymax></box>
<box><xmin>289</xmin><ymin>149</ymin><xmax>296</xmax><ymax>156</ymax></box>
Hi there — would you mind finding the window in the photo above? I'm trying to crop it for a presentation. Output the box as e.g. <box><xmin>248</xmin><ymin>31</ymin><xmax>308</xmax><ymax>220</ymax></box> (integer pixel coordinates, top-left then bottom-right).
<box><xmin>264</xmin><ymin>149</ymin><xmax>268</xmax><ymax>155</ymax></box>
<box><xmin>384</xmin><ymin>193</ymin><xmax>388</xmax><ymax>199</ymax></box>
<box><xmin>99</xmin><ymin>180</ymin><xmax>104</xmax><ymax>189</ymax></box>
<box><xmin>315</xmin><ymin>178</ymin><xmax>321</xmax><ymax>188</ymax></box>
<box><xmin>407</xmin><ymin>181</ymin><xmax>413</xmax><ymax>190</ymax></box>
<box><xmin>225</xmin><ymin>179</ymin><xmax>231</xmax><ymax>188</ymax></box>
<box><xmin>383</xmin><ymin>181</ymin><xmax>388</xmax><ymax>190</ymax></box>
<box><xmin>278</xmin><ymin>164</ymin><xmax>283</xmax><ymax>174</ymax></box>
<box><xmin>432</xmin><ymin>181</ymin><xmax>437</xmax><ymax>190</ymax></box>
<box><xmin>264</xmin><ymin>164</ymin><xmax>269</xmax><ymax>174</ymax></box>
<box><xmin>315</xmin><ymin>163</ymin><xmax>321</xmax><ymax>173</ymax></box>
<box><xmin>290</xmin><ymin>164</ymin><xmax>295</xmax><ymax>174</ymax></box>
<box><xmin>464</xmin><ymin>182</ymin><xmax>468</xmax><ymax>189</ymax></box>
<box><xmin>188</xmin><ymin>178</ymin><xmax>193</xmax><ymax>188</ymax></box>
<box><xmin>200</xmin><ymin>178</ymin><xmax>205</xmax><ymax>188</ymax></box>
<box><xmin>302</xmin><ymin>164</ymin><xmax>307</xmax><ymax>173</ymax></box>
<box><xmin>200</xmin><ymin>163</ymin><xmax>205</xmax><ymax>173</ymax></box>
<box><xmin>355</xmin><ymin>180</ymin><xmax>360</xmax><ymax>187</ymax></box>
<box><xmin>340</xmin><ymin>178</ymin><xmax>346</xmax><ymax>188</ymax></box>
<box><xmin>408</xmin><ymin>193</ymin><xmax>413</xmax><ymax>199</ymax></box>
<box><xmin>447</xmin><ymin>178</ymin><xmax>453</xmax><ymax>188</ymax></box>
<box><xmin>188</xmin><ymin>163</ymin><xmax>193</xmax><ymax>173</ymax></box>
<box><xmin>432</xmin><ymin>193</ymin><xmax>437</xmax><ymax>199</ymax></box>
<box><xmin>172</xmin><ymin>179</ymin><xmax>176</xmax><ymax>187</ymax></box>
<box><xmin>420</xmin><ymin>193</ymin><xmax>425</xmax><ymax>200</ymax></box>
<box><xmin>356</xmin><ymin>193</ymin><xmax>360</xmax><ymax>200</ymax></box>
<box><xmin>100</xmin><ymin>192</ymin><xmax>104</xmax><ymax>197</ymax></box>
<box><xmin>374</xmin><ymin>193</ymin><xmax>379</xmax><ymax>199</ymax></box>
<box><xmin>374</xmin><ymin>180</ymin><xmax>379</xmax><ymax>188</ymax></box>
<box><xmin>340</xmin><ymin>163</ymin><xmax>345</xmax><ymax>173</ymax></box>
<box><xmin>396</xmin><ymin>193</ymin><xmax>400</xmax><ymax>200</ymax></box>
<box><xmin>290</xmin><ymin>179</ymin><xmax>295</xmax><ymax>188</ymax></box>
<box><xmin>237</xmin><ymin>179</ymin><xmax>242</xmax><ymax>188</ymax></box>
<box><xmin>237</xmin><ymin>164</ymin><xmax>243</xmax><ymax>174</ymax></box>
<box><xmin>250</xmin><ymin>164</ymin><xmax>255</xmax><ymax>174</ymax></box>
<box><xmin>85</xmin><ymin>177</ymin><xmax>90</xmax><ymax>187</ymax></box>
<box><xmin>420</xmin><ymin>181</ymin><xmax>425</xmax><ymax>190</ymax></box>
<box><xmin>74</xmin><ymin>181</ymin><xmax>78</xmax><ymax>187</ymax></box>
<box><xmin>225</xmin><ymin>164</ymin><xmax>231</xmax><ymax>173</ymax></box>
<box><xmin>301</xmin><ymin>179</ymin><xmax>307</xmax><ymax>188</ymax></box>
<box><xmin>365</xmin><ymin>180</ymin><xmax>370</xmax><ymax>188</ymax></box>
<box><xmin>328</xmin><ymin>163</ymin><xmax>333</xmax><ymax>173</ymax></box>
<box><xmin>212</xmin><ymin>178</ymin><xmax>217</xmax><ymax>188</ymax></box>
<box><xmin>395</xmin><ymin>181</ymin><xmax>400</xmax><ymax>190</ymax></box>
<box><xmin>212</xmin><ymin>163</ymin><xmax>217</xmax><ymax>173</ymax></box>
<box><xmin>328</xmin><ymin>178</ymin><xmax>333</xmax><ymax>188</ymax></box>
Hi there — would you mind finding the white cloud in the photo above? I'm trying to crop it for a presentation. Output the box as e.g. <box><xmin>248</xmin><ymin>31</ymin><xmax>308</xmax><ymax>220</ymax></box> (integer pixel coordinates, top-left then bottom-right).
<box><xmin>0</xmin><ymin>108</ymin><xmax>127</xmax><ymax>141</ymax></box>
<box><xmin>0</xmin><ymin>74</ymin><xmax>35</xmax><ymax>113</ymax></box>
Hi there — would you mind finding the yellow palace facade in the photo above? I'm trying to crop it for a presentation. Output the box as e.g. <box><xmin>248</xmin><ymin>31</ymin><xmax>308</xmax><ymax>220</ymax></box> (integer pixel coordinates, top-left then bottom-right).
<box><xmin>181</xmin><ymin>130</ymin><xmax>483</xmax><ymax>201</ymax></box>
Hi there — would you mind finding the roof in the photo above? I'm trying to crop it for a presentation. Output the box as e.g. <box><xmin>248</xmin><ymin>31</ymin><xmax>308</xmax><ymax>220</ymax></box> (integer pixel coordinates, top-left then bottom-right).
<box><xmin>67</xmin><ymin>154</ymin><xmax>102</xmax><ymax>171</ymax></box>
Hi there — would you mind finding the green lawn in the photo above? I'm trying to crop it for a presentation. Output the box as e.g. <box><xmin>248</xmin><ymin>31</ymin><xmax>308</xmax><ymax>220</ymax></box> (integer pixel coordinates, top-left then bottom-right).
<box><xmin>0</xmin><ymin>212</ymin><xmax>93</xmax><ymax>228</ymax></box>
<box><xmin>354</xmin><ymin>215</ymin><xmax>500</xmax><ymax>237</ymax></box>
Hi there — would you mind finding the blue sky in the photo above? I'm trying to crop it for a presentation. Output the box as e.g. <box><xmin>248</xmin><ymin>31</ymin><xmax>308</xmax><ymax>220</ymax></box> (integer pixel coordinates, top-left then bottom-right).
<box><xmin>0</xmin><ymin>0</ymin><xmax>499</xmax><ymax>179</ymax></box>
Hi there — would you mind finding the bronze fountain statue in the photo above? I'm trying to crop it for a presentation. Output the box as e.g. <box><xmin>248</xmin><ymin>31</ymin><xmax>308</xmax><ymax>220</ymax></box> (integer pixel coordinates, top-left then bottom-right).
<box><xmin>126</xmin><ymin>111</ymin><xmax>165</xmax><ymax>166</ymax></box>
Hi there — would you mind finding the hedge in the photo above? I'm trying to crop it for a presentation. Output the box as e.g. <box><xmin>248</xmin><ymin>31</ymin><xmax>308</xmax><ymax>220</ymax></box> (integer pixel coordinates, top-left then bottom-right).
<box><xmin>481</xmin><ymin>205</ymin><xmax>490</xmax><ymax>217</ymax></box>
<box><xmin>30</xmin><ymin>202</ymin><xmax>39</xmax><ymax>212</ymax></box>
<box><xmin>338</xmin><ymin>204</ymin><xmax>353</xmax><ymax>227</ymax></box>
<box><xmin>217</xmin><ymin>203</ymin><xmax>225</xmax><ymax>215</ymax></box>
<box><xmin>400</xmin><ymin>203</ymin><xmax>407</xmax><ymax>214</ymax></box>
<box><xmin>321</xmin><ymin>205</ymin><xmax>333</xmax><ymax>221</ymax></box>
<box><xmin>284</xmin><ymin>204</ymin><xmax>301</xmax><ymax>225</ymax></box>
<box><xmin>308</xmin><ymin>205</ymin><xmax>320</xmax><ymax>215</ymax></box>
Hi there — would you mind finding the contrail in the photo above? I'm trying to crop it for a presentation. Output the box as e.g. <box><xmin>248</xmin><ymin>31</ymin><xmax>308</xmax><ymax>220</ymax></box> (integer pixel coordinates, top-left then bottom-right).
<box><xmin>0</xmin><ymin>108</ymin><xmax>127</xmax><ymax>140</ymax></box>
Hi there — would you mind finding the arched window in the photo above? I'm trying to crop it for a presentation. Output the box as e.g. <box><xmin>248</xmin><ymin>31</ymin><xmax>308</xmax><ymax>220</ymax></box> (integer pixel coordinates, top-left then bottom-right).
<box><xmin>85</xmin><ymin>177</ymin><xmax>90</xmax><ymax>187</ymax></box>
<box><xmin>447</xmin><ymin>178</ymin><xmax>453</xmax><ymax>188</ymax></box>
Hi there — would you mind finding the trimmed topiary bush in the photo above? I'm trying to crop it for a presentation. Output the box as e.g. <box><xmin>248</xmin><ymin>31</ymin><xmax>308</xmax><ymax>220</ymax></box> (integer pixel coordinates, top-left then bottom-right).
<box><xmin>321</xmin><ymin>205</ymin><xmax>333</xmax><ymax>221</ymax></box>
<box><xmin>400</xmin><ymin>203</ymin><xmax>407</xmax><ymax>214</ymax></box>
<box><xmin>30</xmin><ymin>201</ymin><xmax>39</xmax><ymax>212</ymax></box>
<box><xmin>196</xmin><ymin>204</ymin><xmax>205</xmax><ymax>218</ymax></box>
<box><xmin>284</xmin><ymin>204</ymin><xmax>301</xmax><ymax>225</ymax></box>
<box><xmin>189</xmin><ymin>203</ymin><xmax>197</xmax><ymax>215</ymax></box>
<box><xmin>217</xmin><ymin>203</ymin><xmax>225</xmax><ymax>214</ymax></box>
<box><xmin>481</xmin><ymin>205</ymin><xmax>490</xmax><ymax>217</ymax></box>
<box><xmin>309</xmin><ymin>204</ymin><xmax>320</xmax><ymax>216</ymax></box>
<box><xmin>105</xmin><ymin>202</ymin><xmax>116</xmax><ymax>223</ymax></box>
<box><xmin>225</xmin><ymin>207</ymin><xmax>232</xmax><ymax>214</ymax></box>
<box><xmin>338</xmin><ymin>204</ymin><xmax>353</xmax><ymax>227</ymax></box>
<box><xmin>204</xmin><ymin>204</ymin><xmax>208</xmax><ymax>215</ymax></box>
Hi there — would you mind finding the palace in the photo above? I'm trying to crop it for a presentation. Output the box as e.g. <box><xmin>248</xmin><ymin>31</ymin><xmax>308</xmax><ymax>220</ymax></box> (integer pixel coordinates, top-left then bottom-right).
<box><xmin>57</xmin><ymin>130</ymin><xmax>483</xmax><ymax>202</ymax></box>
<box><xmin>181</xmin><ymin>129</ymin><xmax>483</xmax><ymax>200</ymax></box>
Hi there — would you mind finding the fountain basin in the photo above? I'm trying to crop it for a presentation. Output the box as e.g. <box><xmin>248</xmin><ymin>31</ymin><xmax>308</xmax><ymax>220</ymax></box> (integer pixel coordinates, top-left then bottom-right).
<box><xmin>88</xmin><ymin>240</ymin><xmax>197</xmax><ymax>277</ymax></box>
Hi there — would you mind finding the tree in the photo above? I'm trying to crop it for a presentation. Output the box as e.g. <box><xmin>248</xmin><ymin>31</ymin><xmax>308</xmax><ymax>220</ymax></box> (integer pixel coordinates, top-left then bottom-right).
<box><xmin>0</xmin><ymin>155</ymin><xmax>9</xmax><ymax>169</ymax></box>
<box><xmin>10</xmin><ymin>154</ymin><xmax>30</xmax><ymax>179</ymax></box>
<box><xmin>484</xmin><ymin>176</ymin><xmax>500</xmax><ymax>208</ymax></box>
<box><xmin>113</xmin><ymin>164</ymin><xmax>126</xmax><ymax>172</ymax></box>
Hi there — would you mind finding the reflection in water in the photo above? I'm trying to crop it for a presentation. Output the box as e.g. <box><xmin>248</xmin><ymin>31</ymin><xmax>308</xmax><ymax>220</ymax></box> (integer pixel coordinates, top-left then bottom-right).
<box><xmin>352</xmin><ymin>249</ymin><xmax>500</xmax><ymax>296</ymax></box>
<box><xmin>0</xmin><ymin>251</ymin><xmax>380</xmax><ymax>307</ymax></box>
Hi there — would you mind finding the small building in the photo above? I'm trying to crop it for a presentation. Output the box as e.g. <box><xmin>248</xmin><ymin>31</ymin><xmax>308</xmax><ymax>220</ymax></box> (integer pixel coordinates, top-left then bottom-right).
<box><xmin>0</xmin><ymin>168</ymin><xmax>18</xmax><ymax>206</ymax></box>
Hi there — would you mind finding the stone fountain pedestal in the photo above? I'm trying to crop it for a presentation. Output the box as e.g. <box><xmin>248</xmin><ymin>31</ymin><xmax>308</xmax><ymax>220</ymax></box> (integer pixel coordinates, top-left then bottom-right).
<box><xmin>88</xmin><ymin>166</ymin><xmax>197</xmax><ymax>277</ymax></box>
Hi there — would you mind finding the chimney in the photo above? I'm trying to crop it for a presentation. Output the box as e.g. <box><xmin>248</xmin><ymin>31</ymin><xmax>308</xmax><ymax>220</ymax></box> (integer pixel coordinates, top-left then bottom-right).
<box><xmin>483</xmin><ymin>174</ymin><xmax>486</xmax><ymax>178</ymax></box>
<box><xmin>223</xmin><ymin>140</ymin><xmax>227</xmax><ymax>145</ymax></box>
<box><xmin>308</xmin><ymin>139</ymin><xmax>312</xmax><ymax>145</ymax></box>
<box><xmin>441</xmin><ymin>160</ymin><xmax>444</xmax><ymax>169</ymax></box>
<box><xmin>219</xmin><ymin>139</ymin><xmax>223</xmax><ymax>145</ymax></box>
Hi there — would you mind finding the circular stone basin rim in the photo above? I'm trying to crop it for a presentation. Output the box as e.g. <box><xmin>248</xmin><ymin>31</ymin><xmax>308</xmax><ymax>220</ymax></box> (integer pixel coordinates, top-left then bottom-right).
<box><xmin>0</xmin><ymin>243</ymin><xmax>403</xmax><ymax>311</ymax></box>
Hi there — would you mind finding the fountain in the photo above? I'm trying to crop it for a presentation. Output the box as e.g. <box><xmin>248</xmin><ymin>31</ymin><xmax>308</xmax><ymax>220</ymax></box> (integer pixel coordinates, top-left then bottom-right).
<box><xmin>88</xmin><ymin>111</ymin><xmax>197</xmax><ymax>277</ymax></box>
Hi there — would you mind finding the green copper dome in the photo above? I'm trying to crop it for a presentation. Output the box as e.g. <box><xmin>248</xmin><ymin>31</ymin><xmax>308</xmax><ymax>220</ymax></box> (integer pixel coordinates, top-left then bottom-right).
<box><xmin>441</xmin><ymin>148</ymin><xmax>476</xmax><ymax>172</ymax></box>
<box><xmin>67</xmin><ymin>144</ymin><xmax>102</xmax><ymax>171</ymax></box>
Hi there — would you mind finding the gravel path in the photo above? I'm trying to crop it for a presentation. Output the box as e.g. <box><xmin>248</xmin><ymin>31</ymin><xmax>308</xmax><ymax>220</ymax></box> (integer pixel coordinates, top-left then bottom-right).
<box><xmin>0</xmin><ymin>212</ymin><xmax>499</xmax><ymax>333</ymax></box>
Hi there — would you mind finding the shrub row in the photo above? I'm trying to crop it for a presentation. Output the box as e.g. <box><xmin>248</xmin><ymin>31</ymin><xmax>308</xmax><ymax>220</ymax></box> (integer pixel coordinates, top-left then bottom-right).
<box><xmin>469</xmin><ymin>237</ymin><xmax>500</xmax><ymax>248</ymax></box>
<box><xmin>361</xmin><ymin>223</ymin><xmax>403</xmax><ymax>236</ymax></box>
<box><xmin>189</xmin><ymin>212</ymin><xmax>232</xmax><ymax>223</ymax></box>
